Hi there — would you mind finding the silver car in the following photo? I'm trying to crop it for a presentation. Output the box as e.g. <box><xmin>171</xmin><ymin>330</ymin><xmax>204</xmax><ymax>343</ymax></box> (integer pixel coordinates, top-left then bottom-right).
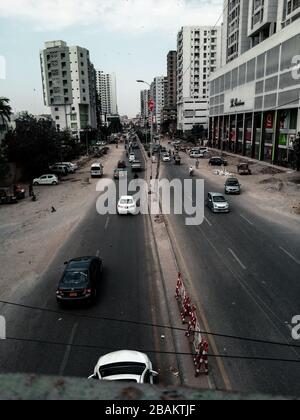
<box><xmin>88</xmin><ymin>350</ymin><xmax>158</xmax><ymax>383</ymax></box>
<box><xmin>225</xmin><ymin>177</ymin><xmax>241</xmax><ymax>195</ymax></box>
<box><xmin>207</xmin><ymin>192</ymin><xmax>230</xmax><ymax>213</ymax></box>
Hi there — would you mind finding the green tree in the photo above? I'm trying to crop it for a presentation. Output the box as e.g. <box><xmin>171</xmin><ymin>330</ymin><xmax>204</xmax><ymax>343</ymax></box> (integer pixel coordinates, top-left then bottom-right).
<box><xmin>4</xmin><ymin>113</ymin><xmax>61</xmax><ymax>178</ymax></box>
<box><xmin>0</xmin><ymin>97</ymin><xmax>12</xmax><ymax>128</ymax></box>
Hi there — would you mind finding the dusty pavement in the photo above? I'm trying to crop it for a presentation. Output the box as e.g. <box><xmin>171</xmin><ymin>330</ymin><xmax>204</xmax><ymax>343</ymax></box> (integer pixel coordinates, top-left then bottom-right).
<box><xmin>0</xmin><ymin>147</ymin><xmax>123</xmax><ymax>300</ymax></box>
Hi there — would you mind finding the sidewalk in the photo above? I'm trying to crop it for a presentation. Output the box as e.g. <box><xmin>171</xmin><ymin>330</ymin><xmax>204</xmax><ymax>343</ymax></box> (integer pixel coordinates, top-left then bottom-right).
<box><xmin>139</xmin><ymin>142</ymin><xmax>213</xmax><ymax>389</ymax></box>
<box><xmin>209</xmin><ymin>147</ymin><xmax>294</xmax><ymax>174</ymax></box>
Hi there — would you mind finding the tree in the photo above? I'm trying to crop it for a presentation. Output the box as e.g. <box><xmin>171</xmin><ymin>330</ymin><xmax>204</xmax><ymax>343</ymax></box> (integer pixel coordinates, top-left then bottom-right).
<box><xmin>0</xmin><ymin>97</ymin><xmax>12</xmax><ymax>129</ymax></box>
<box><xmin>4</xmin><ymin>113</ymin><xmax>61</xmax><ymax>178</ymax></box>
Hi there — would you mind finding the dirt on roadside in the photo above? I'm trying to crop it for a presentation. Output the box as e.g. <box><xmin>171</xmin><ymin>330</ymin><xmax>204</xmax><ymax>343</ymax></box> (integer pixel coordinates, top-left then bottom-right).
<box><xmin>0</xmin><ymin>147</ymin><xmax>124</xmax><ymax>299</ymax></box>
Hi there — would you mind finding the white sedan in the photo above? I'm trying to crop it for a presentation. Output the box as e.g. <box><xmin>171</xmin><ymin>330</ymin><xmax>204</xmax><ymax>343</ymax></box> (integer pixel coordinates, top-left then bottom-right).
<box><xmin>33</xmin><ymin>175</ymin><xmax>59</xmax><ymax>186</ymax></box>
<box><xmin>162</xmin><ymin>154</ymin><xmax>171</xmax><ymax>162</ymax></box>
<box><xmin>117</xmin><ymin>196</ymin><xmax>137</xmax><ymax>215</ymax></box>
<box><xmin>88</xmin><ymin>350</ymin><xmax>158</xmax><ymax>384</ymax></box>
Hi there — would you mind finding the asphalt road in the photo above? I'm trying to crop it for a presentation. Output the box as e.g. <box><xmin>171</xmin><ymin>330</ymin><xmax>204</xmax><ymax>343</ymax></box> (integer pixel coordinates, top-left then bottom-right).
<box><xmin>161</xmin><ymin>153</ymin><xmax>300</xmax><ymax>397</ymax></box>
<box><xmin>0</xmin><ymin>148</ymin><xmax>179</xmax><ymax>385</ymax></box>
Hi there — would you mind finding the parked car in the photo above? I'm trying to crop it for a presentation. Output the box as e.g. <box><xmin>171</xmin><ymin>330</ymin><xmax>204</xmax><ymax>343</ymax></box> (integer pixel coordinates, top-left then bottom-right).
<box><xmin>117</xmin><ymin>160</ymin><xmax>127</xmax><ymax>169</ymax></box>
<box><xmin>13</xmin><ymin>185</ymin><xmax>26</xmax><ymax>199</ymax></box>
<box><xmin>225</xmin><ymin>177</ymin><xmax>241</xmax><ymax>195</ymax></box>
<box><xmin>88</xmin><ymin>350</ymin><xmax>158</xmax><ymax>383</ymax></box>
<box><xmin>91</xmin><ymin>163</ymin><xmax>104</xmax><ymax>178</ymax></box>
<box><xmin>56</xmin><ymin>256</ymin><xmax>103</xmax><ymax>304</ymax></box>
<box><xmin>206</xmin><ymin>192</ymin><xmax>230</xmax><ymax>213</ymax></box>
<box><xmin>33</xmin><ymin>175</ymin><xmax>59</xmax><ymax>186</ymax></box>
<box><xmin>60</xmin><ymin>162</ymin><xmax>78</xmax><ymax>172</ymax></box>
<box><xmin>114</xmin><ymin>168</ymin><xmax>127</xmax><ymax>180</ymax></box>
<box><xmin>117</xmin><ymin>196</ymin><xmax>137</xmax><ymax>215</ymax></box>
<box><xmin>49</xmin><ymin>164</ymin><xmax>69</xmax><ymax>175</ymax></box>
<box><xmin>237</xmin><ymin>163</ymin><xmax>252</xmax><ymax>175</ymax></box>
<box><xmin>190</xmin><ymin>150</ymin><xmax>203</xmax><ymax>159</ymax></box>
<box><xmin>162</xmin><ymin>153</ymin><xmax>171</xmax><ymax>162</ymax></box>
<box><xmin>0</xmin><ymin>187</ymin><xmax>17</xmax><ymax>204</ymax></box>
<box><xmin>209</xmin><ymin>157</ymin><xmax>228</xmax><ymax>166</ymax></box>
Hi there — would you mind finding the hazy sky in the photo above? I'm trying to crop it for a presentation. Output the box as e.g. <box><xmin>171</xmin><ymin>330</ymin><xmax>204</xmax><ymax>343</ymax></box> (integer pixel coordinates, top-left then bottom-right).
<box><xmin>0</xmin><ymin>0</ymin><xmax>222</xmax><ymax>118</ymax></box>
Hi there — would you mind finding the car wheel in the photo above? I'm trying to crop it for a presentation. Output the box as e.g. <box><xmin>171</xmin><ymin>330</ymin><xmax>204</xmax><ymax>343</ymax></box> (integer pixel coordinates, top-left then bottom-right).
<box><xmin>52</xmin><ymin>181</ymin><xmax>58</xmax><ymax>185</ymax></box>
<box><xmin>33</xmin><ymin>182</ymin><xmax>39</xmax><ymax>186</ymax></box>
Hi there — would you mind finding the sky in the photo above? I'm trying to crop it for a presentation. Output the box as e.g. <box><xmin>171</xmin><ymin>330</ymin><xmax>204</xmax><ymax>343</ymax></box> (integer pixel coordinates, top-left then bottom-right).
<box><xmin>0</xmin><ymin>0</ymin><xmax>222</xmax><ymax>118</ymax></box>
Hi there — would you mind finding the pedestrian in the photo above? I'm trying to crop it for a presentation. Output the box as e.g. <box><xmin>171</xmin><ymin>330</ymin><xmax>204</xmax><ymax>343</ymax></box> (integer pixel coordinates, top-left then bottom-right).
<box><xmin>29</xmin><ymin>182</ymin><xmax>33</xmax><ymax>197</ymax></box>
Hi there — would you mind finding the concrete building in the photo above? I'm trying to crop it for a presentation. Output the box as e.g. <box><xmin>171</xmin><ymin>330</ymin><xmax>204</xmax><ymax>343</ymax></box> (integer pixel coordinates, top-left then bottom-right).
<box><xmin>209</xmin><ymin>0</ymin><xmax>300</xmax><ymax>167</ymax></box>
<box><xmin>96</xmin><ymin>71</ymin><xmax>118</xmax><ymax>124</ymax></box>
<box><xmin>222</xmin><ymin>0</ymin><xmax>250</xmax><ymax>65</ymax></box>
<box><xmin>150</xmin><ymin>76</ymin><xmax>166</xmax><ymax>128</ymax></box>
<box><xmin>177</xmin><ymin>26</ymin><xmax>222</xmax><ymax>133</ymax></box>
<box><xmin>162</xmin><ymin>51</ymin><xmax>178</xmax><ymax>134</ymax></box>
<box><xmin>140</xmin><ymin>89</ymin><xmax>150</xmax><ymax>126</ymax></box>
<box><xmin>40</xmin><ymin>40</ymin><xmax>97</xmax><ymax>135</ymax></box>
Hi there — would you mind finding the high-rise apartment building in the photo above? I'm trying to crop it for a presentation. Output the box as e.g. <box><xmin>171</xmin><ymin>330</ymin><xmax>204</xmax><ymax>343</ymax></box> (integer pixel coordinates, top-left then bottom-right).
<box><xmin>209</xmin><ymin>0</ymin><xmax>300</xmax><ymax>168</ymax></box>
<box><xmin>177</xmin><ymin>26</ymin><xmax>222</xmax><ymax>133</ymax></box>
<box><xmin>40</xmin><ymin>40</ymin><xmax>97</xmax><ymax>134</ymax></box>
<box><xmin>140</xmin><ymin>89</ymin><xmax>150</xmax><ymax>126</ymax></box>
<box><xmin>161</xmin><ymin>51</ymin><xmax>178</xmax><ymax>133</ymax></box>
<box><xmin>96</xmin><ymin>71</ymin><xmax>118</xmax><ymax>124</ymax></box>
<box><xmin>150</xmin><ymin>76</ymin><xmax>166</xmax><ymax>128</ymax></box>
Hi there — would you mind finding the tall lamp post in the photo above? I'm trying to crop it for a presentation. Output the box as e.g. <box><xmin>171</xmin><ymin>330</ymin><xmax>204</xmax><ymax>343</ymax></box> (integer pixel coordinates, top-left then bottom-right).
<box><xmin>137</xmin><ymin>80</ymin><xmax>154</xmax><ymax>157</ymax></box>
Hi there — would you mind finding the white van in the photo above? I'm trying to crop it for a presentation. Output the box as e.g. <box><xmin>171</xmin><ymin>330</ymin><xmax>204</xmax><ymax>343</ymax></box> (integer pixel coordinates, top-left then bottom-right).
<box><xmin>91</xmin><ymin>163</ymin><xmax>104</xmax><ymax>178</ymax></box>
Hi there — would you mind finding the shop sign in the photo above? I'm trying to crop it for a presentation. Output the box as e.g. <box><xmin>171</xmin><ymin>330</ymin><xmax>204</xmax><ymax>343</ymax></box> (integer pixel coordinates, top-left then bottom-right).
<box><xmin>265</xmin><ymin>113</ymin><xmax>273</xmax><ymax>129</ymax></box>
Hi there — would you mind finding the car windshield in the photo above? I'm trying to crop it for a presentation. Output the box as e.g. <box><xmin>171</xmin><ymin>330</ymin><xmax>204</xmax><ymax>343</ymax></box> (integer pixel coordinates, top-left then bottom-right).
<box><xmin>213</xmin><ymin>196</ymin><xmax>226</xmax><ymax>202</ymax></box>
<box><xmin>99</xmin><ymin>362</ymin><xmax>145</xmax><ymax>378</ymax></box>
<box><xmin>61</xmin><ymin>270</ymin><xmax>88</xmax><ymax>286</ymax></box>
<box><xmin>120</xmin><ymin>199</ymin><xmax>134</xmax><ymax>204</ymax></box>
<box><xmin>227</xmin><ymin>180</ymin><xmax>239</xmax><ymax>186</ymax></box>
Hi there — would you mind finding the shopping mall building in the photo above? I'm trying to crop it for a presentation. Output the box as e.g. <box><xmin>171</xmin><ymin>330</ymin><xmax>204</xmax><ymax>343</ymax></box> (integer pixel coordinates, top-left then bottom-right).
<box><xmin>209</xmin><ymin>0</ymin><xmax>300</xmax><ymax>168</ymax></box>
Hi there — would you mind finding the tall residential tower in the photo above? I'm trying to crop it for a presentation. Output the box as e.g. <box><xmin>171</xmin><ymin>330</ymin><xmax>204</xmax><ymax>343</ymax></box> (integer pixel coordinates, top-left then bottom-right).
<box><xmin>40</xmin><ymin>40</ymin><xmax>97</xmax><ymax>134</ymax></box>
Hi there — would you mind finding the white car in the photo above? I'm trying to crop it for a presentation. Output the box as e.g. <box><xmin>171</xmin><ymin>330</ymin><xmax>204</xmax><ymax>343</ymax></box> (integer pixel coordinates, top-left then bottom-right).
<box><xmin>129</xmin><ymin>154</ymin><xmax>136</xmax><ymax>163</ymax></box>
<box><xmin>88</xmin><ymin>350</ymin><xmax>158</xmax><ymax>384</ymax></box>
<box><xmin>91</xmin><ymin>163</ymin><xmax>104</xmax><ymax>178</ymax></box>
<box><xmin>162</xmin><ymin>154</ymin><xmax>171</xmax><ymax>162</ymax></box>
<box><xmin>117</xmin><ymin>196</ymin><xmax>137</xmax><ymax>215</ymax></box>
<box><xmin>61</xmin><ymin>162</ymin><xmax>78</xmax><ymax>171</ymax></box>
<box><xmin>33</xmin><ymin>175</ymin><xmax>58</xmax><ymax>186</ymax></box>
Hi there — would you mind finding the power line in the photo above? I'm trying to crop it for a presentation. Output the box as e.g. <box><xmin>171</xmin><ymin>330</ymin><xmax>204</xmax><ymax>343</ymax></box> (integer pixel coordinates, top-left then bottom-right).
<box><xmin>1</xmin><ymin>299</ymin><xmax>300</xmax><ymax>350</ymax></box>
<box><xmin>3</xmin><ymin>336</ymin><xmax>300</xmax><ymax>365</ymax></box>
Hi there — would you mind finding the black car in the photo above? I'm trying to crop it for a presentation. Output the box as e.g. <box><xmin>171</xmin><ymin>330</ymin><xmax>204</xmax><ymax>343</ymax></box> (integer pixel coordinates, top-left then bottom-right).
<box><xmin>56</xmin><ymin>257</ymin><xmax>103</xmax><ymax>304</ymax></box>
<box><xmin>209</xmin><ymin>157</ymin><xmax>228</xmax><ymax>166</ymax></box>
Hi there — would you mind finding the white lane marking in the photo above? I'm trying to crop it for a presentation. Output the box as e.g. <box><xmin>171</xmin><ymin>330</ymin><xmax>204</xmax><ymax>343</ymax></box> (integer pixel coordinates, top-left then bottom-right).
<box><xmin>228</xmin><ymin>248</ymin><xmax>247</xmax><ymax>270</ymax></box>
<box><xmin>279</xmin><ymin>247</ymin><xmax>300</xmax><ymax>265</ymax></box>
<box><xmin>240</xmin><ymin>214</ymin><xmax>254</xmax><ymax>226</ymax></box>
<box><xmin>204</xmin><ymin>217</ymin><xmax>212</xmax><ymax>227</ymax></box>
<box><xmin>59</xmin><ymin>323</ymin><xmax>78</xmax><ymax>376</ymax></box>
<box><xmin>104</xmin><ymin>216</ymin><xmax>110</xmax><ymax>230</ymax></box>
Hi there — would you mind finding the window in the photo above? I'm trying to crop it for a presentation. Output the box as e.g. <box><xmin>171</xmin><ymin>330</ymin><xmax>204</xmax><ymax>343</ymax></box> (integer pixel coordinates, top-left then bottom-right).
<box><xmin>266</xmin><ymin>46</ymin><xmax>280</xmax><ymax>76</ymax></box>
<box><xmin>246</xmin><ymin>58</ymin><xmax>256</xmax><ymax>83</ymax></box>
<box><xmin>256</xmin><ymin>53</ymin><xmax>265</xmax><ymax>79</ymax></box>
<box><xmin>55</xmin><ymin>116</ymin><xmax>59</xmax><ymax>120</ymax></box>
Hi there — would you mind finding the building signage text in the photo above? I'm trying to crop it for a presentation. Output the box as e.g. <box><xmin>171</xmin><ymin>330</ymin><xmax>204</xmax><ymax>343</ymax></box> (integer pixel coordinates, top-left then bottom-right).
<box><xmin>230</xmin><ymin>98</ymin><xmax>245</xmax><ymax>108</ymax></box>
